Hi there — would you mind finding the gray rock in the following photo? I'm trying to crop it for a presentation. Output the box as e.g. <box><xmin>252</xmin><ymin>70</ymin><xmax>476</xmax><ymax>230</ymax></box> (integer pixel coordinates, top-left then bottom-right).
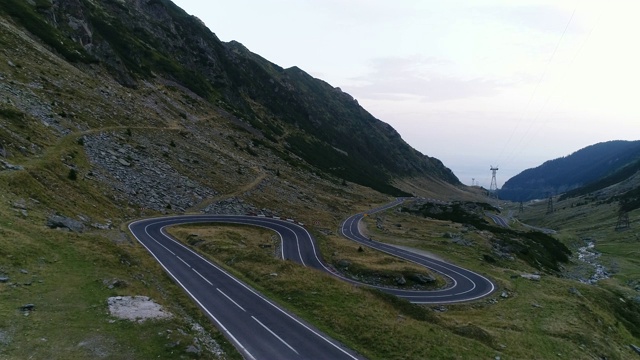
<box><xmin>336</xmin><ymin>260</ymin><xmax>351</xmax><ymax>269</ymax></box>
<box><xmin>46</xmin><ymin>215</ymin><xmax>85</xmax><ymax>232</ymax></box>
<box><xmin>501</xmin><ymin>291</ymin><xmax>509</xmax><ymax>298</ymax></box>
<box><xmin>451</xmin><ymin>237</ymin><xmax>473</xmax><ymax>246</ymax></box>
<box><xmin>20</xmin><ymin>269</ymin><xmax>28</xmax><ymax>274</ymax></box>
<box><xmin>0</xmin><ymin>160</ymin><xmax>24</xmax><ymax>171</ymax></box>
<box><xmin>408</xmin><ymin>273</ymin><xmax>436</xmax><ymax>284</ymax></box>
<box><xmin>395</xmin><ymin>276</ymin><xmax>407</xmax><ymax>285</ymax></box>
<box><xmin>20</xmin><ymin>304</ymin><xmax>35</xmax><ymax>311</ymax></box>
<box><xmin>569</xmin><ymin>287</ymin><xmax>582</xmax><ymax>296</ymax></box>
<box><xmin>118</xmin><ymin>158</ymin><xmax>131</xmax><ymax>167</ymax></box>
<box><xmin>0</xmin><ymin>276</ymin><xmax>9</xmax><ymax>283</ymax></box>
<box><xmin>521</xmin><ymin>274</ymin><xmax>541</xmax><ymax>281</ymax></box>
<box><xmin>631</xmin><ymin>344</ymin><xmax>640</xmax><ymax>355</ymax></box>
<box><xmin>186</xmin><ymin>344</ymin><xmax>201</xmax><ymax>354</ymax></box>
<box><xmin>12</xmin><ymin>199</ymin><xmax>27</xmax><ymax>210</ymax></box>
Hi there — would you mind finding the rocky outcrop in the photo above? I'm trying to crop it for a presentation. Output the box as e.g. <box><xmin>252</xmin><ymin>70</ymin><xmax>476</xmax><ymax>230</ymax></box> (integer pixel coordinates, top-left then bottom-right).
<box><xmin>83</xmin><ymin>132</ymin><xmax>216</xmax><ymax>212</ymax></box>
<box><xmin>46</xmin><ymin>214</ymin><xmax>85</xmax><ymax>232</ymax></box>
<box><xmin>0</xmin><ymin>159</ymin><xmax>24</xmax><ymax>171</ymax></box>
<box><xmin>107</xmin><ymin>296</ymin><xmax>172</xmax><ymax>323</ymax></box>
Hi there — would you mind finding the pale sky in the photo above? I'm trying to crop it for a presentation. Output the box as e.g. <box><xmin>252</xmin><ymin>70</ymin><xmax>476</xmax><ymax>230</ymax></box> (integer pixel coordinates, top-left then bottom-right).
<box><xmin>172</xmin><ymin>0</ymin><xmax>639</xmax><ymax>188</ymax></box>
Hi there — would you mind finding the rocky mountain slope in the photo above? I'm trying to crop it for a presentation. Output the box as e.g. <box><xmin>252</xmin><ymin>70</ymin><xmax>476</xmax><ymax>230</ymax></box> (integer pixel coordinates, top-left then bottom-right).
<box><xmin>0</xmin><ymin>0</ymin><xmax>458</xmax><ymax>196</ymax></box>
<box><xmin>499</xmin><ymin>140</ymin><xmax>640</xmax><ymax>201</ymax></box>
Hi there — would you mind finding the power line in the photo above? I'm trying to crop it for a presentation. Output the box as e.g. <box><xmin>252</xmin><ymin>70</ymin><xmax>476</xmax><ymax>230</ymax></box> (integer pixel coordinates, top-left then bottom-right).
<box><xmin>495</xmin><ymin>2</ymin><xmax>579</xmax><ymax>167</ymax></box>
<box><xmin>500</xmin><ymin>6</ymin><xmax>603</xmax><ymax>170</ymax></box>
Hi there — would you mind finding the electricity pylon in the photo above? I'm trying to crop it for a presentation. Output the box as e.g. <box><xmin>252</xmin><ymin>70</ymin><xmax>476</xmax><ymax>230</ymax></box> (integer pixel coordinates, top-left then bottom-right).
<box><xmin>489</xmin><ymin>166</ymin><xmax>499</xmax><ymax>197</ymax></box>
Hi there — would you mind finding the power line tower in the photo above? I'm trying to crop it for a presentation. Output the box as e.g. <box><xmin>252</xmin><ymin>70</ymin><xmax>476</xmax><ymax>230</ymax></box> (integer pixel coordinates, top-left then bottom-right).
<box><xmin>489</xmin><ymin>166</ymin><xmax>499</xmax><ymax>197</ymax></box>
<box><xmin>616</xmin><ymin>201</ymin><xmax>630</xmax><ymax>230</ymax></box>
<box><xmin>519</xmin><ymin>201</ymin><xmax>524</xmax><ymax>213</ymax></box>
<box><xmin>546</xmin><ymin>194</ymin><xmax>554</xmax><ymax>214</ymax></box>
<box><xmin>616</xmin><ymin>211</ymin><xmax>630</xmax><ymax>230</ymax></box>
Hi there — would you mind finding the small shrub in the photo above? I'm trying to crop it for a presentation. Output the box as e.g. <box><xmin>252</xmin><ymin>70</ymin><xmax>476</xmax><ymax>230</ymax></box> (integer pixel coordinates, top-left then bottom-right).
<box><xmin>68</xmin><ymin>168</ymin><xmax>77</xmax><ymax>181</ymax></box>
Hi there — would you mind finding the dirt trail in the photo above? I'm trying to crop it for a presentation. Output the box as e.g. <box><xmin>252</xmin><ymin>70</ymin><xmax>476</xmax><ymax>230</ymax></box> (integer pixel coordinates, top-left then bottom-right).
<box><xmin>189</xmin><ymin>167</ymin><xmax>267</xmax><ymax>212</ymax></box>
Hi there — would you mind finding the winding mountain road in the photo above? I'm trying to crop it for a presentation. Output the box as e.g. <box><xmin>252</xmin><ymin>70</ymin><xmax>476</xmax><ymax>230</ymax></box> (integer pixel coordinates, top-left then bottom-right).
<box><xmin>128</xmin><ymin>199</ymin><xmax>495</xmax><ymax>359</ymax></box>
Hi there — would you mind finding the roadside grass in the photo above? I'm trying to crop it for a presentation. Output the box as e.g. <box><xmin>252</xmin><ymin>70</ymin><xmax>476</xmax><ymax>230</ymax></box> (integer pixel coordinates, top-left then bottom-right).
<box><xmin>165</xmin><ymin>220</ymin><xmax>638</xmax><ymax>359</ymax></box>
<box><xmin>167</xmin><ymin>223</ymin><xmax>500</xmax><ymax>359</ymax></box>
<box><xmin>358</xmin><ymin>208</ymin><xmax>640</xmax><ymax>359</ymax></box>
<box><xmin>515</xmin><ymin>196</ymin><xmax>640</xmax><ymax>286</ymax></box>
<box><xmin>314</xmin><ymin>231</ymin><xmax>447</xmax><ymax>289</ymax></box>
<box><xmin>0</xmin><ymin>173</ymin><xmax>240</xmax><ymax>359</ymax></box>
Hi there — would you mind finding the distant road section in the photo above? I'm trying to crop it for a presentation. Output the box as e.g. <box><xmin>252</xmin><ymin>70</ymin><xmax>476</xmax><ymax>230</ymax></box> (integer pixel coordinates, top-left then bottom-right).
<box><xmin>129</xmin><ymin>199</ymin><xmax>495</xmax><ymax>358</ymax></box>
<box><xmin>340</xmin><ymin>199</ymin><xmax>495</xmax><ymax>303</ymax></box>
<box><xmin>487</xmin><ymin>213</ymin><xmax>510</xmax><ymax>228</ymax></box>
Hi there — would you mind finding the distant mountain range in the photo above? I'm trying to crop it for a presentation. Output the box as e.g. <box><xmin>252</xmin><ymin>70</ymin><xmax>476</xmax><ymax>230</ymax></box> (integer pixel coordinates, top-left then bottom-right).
<box><xmin>499</xmin><ymin>140</ymin><xmax>640</xmax><ymax>202</ymax></box>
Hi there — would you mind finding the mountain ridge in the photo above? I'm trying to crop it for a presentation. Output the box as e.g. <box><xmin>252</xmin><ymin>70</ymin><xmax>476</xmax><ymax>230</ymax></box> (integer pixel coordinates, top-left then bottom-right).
<box><xmin>0</xmin><ymin>0</ymin><xmax>461</xmax><ymax>195</ymax></box>
<box><xmin>499</xmin><ymin>140</ymin><xmax>640</xmax><ymax>201</ymax></box>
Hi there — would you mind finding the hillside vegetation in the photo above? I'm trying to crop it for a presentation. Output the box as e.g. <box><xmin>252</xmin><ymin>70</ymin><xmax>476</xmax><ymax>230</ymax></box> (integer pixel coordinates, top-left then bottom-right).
<box><xmin>0</xmin><ymin>0</ymin><xmax>458</xmax><ymax>196</ymax></box>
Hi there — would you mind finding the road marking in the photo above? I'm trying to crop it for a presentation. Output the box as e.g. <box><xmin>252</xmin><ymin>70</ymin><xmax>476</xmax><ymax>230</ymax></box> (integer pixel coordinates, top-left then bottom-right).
<box><xmin>193</xmin><ymin>268</ymin><xmax>213</xmax><ymax>285</ymax></box>
<box><xmin>176</xmin><ymin>256</ymin><xmax>191</xmax><ymax>268</ymax></box>
<box><xmin>251</xmin><ymin>316</ymin><xmax>299</xmax><ymax>355</ymax></box>
<box><xmin>152</xmin><ymin>238</ymin><xmax>176</xmax><ymax>255</ymax></box>
<box><xmin>128</xmin><ymin>222</ymin><xmax>257</xmax><ymax>360</ymax></box>
<box><xmin>217</xmin><ymin>288</ymin><xmax>246</xmax><ymax>312</ymax></box>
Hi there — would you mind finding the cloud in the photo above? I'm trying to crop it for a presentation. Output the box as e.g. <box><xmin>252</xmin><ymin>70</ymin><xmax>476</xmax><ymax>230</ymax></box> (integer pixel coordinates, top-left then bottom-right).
<box><xmin>346</xmin><ymin>56</ymin><xmax>507</xmax><ymax>102</ymax></box>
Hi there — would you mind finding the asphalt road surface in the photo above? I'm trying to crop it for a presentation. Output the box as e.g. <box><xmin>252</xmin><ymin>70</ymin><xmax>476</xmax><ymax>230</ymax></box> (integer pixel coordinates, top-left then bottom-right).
<box><xmin>129</xmin><ymin>199</ymin><xmax>495</xmax><ymax>359</ymax></box>
<box><xmin>340</xmin><ymin>199</ymin><xmax>495</xmax><ymax>303</ymax></box>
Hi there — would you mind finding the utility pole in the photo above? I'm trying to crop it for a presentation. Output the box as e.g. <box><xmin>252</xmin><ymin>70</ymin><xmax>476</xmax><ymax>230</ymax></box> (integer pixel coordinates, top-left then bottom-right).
<box><xmin>489</xmin><ymin>166</ymin><xmax>499</xmax><ymax>198</ymax></box>
<box><xmin>519</xmin><ymin>201</ymin><xmax>524</xmax><ymax>213</ymax></box>
<box><xmin>472</xmin><ymin>178</ymin><xmax>475</xmax><ymax>187</ymax></box>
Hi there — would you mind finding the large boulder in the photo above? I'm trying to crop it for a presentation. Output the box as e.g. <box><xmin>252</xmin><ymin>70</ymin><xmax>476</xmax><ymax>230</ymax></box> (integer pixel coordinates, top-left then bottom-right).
<box><xmin>408</xmin><ymin>273</ymin><xmax>436</xmax><ymax>284</ymax></box>
<box><xmin>46</xmin><ymin>215</ymin><xmax>85</xmax><ymax>232</ymax></box>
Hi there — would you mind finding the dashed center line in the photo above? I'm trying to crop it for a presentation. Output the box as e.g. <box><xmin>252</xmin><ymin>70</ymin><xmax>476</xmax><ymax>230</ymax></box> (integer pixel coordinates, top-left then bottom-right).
<box><xmin>252</xmin><ymin>316</ymin><xmax>299</xmax><ymax>355</ymax></box>
<box><xmin>217</xmin><ymin>288</ymin><xmax>246</xmax><ymax>312</ymax></box>
<box><xmin>193</xmin><ymin>268</ymin><xmax>213</xmax><ymax>285</ymax></box>
<box><xmin>176</xmin><ymin>256</ymin><xmax>191</xmax><ymax>267</ymax></box>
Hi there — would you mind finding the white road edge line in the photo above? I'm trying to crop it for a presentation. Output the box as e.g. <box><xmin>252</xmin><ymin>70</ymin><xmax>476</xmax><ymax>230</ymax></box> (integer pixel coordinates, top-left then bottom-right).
<box><xmin>152</xmin><ymin>219</ymin><xmax>360</xmax><ymax>360</ymax></box>
<box><xmin>251</xmin><ymin>316</ymin><xmax>299</xmax><ymax>355</ymax></box>
<box><xmin>217</xmin><ymin>288</ymin><xmax>246</xmax><ymax>312</ymax></box>
<box><xmin>128</xmin><ymin>220</ymin><xmax>257</xmax><ymax>360</ymax></box>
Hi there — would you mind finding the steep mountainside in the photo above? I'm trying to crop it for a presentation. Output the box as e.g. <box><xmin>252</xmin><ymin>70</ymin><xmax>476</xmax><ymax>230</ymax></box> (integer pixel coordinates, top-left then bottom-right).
<box><xmin>499</xmin><ymin>140</ymin><xmax>640</xmax><ymax>201</ymax></box>
<box><xmin>0</xmin><ymin>0</ymin><xmax>458</xmax><ymax>195</ymax></box>
<box><xmin>559</xmin><ymin>158</ymin><xmax>640</xmax><ymax>212</ymax></box>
